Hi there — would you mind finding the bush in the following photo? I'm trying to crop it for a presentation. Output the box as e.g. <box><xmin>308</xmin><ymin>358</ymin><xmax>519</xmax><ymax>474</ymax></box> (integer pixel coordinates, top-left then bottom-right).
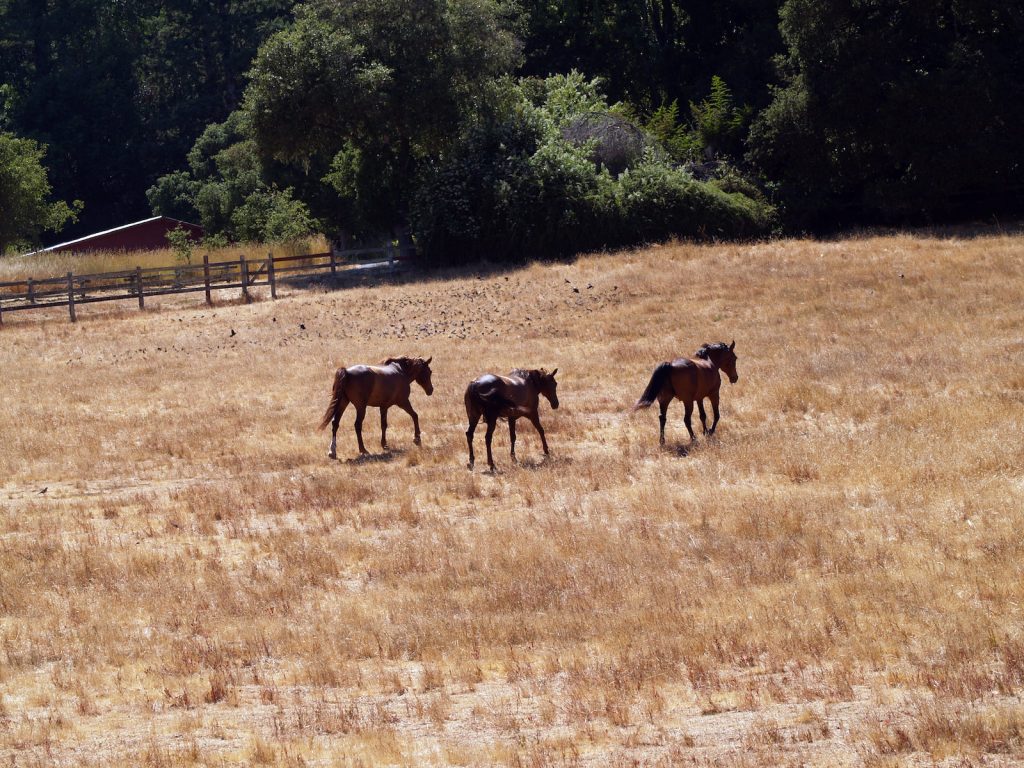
<box><xmin>230</xmin><ymin>187</ymin><xmax>317</xmax><ymax>244</ymax></box>
<box><xmin>411</xmin><ymin>75</ymin><xmax>773</xmax><ymax>265</ymax></box>
<box><xmin>613</xmin><ymin>159</ymin><xmax>772</xmax><ymax>242</ymax></box>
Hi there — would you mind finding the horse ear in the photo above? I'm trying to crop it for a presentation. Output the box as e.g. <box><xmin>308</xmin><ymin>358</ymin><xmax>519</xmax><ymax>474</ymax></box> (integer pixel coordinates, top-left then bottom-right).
<box><xmin>425</xmin><ymin>357</ymin><xmax>432</xmax><ymax>365</ymax></box>
<box><xmin>729</xmin><ymin>340</ymin><xmax>735</xmax><ymax>351</ymax></box>
<box><xmin>550</xmin><ymin>368</ymin><xmax>558</xmax><ymax>377</ymax></box>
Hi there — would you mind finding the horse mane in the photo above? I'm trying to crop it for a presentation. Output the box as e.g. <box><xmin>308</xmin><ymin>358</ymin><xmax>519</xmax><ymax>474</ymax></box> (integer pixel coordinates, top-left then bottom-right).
<box><xmin>383</xmin><ymin>357</ymin><xmax>417</xmax><ymax>373</ymax></box>
<box><xmin>695</xmin><ymin>342</ymin><xmax>727</xmax><ymax>360</ymax></box>
<box><xmin>510</xmin><ymin>368</ymin><xmax>548</xmax><ymax>383</ymax></box>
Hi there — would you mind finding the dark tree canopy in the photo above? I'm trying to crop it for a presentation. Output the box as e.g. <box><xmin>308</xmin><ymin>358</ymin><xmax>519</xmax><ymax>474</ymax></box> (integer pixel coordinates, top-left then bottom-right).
<box><xmin>0</xmin><ymin>0</ymin><xmax>298</xmax><ymax>241</ymax></box>
<box><xmin>748</xmin><ymin>0</ymin><xmax>1024</xmax><ymax>225</ymax></box>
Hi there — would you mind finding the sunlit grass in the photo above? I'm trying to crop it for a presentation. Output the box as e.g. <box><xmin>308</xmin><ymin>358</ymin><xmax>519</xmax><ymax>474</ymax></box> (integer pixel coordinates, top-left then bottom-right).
<box><xmin>1</xmin><ymin>229</ymin><xmax>1022</xmax><ymax>765</ymax></box>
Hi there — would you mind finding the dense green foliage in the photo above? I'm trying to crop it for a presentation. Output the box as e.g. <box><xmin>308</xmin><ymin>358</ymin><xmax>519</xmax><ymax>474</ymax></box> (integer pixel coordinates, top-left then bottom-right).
<box><xmin>0</xmin><ymin>132</ymin><xmax>80</xmax><ymax>253</ymax></box>
<box><xmin>2</xmin><ymin>0</ymin><xmax>1021</xmax><ymax>256</ymax></box>
<box><xmin>244</xmin><ymin>0</ymin><xmax>522</xmax><ymax>241</ymax></box>
<box><xmin>145</xmin><ymin>111</ymin><xmax>316</xmax><ymax>244</ymax></box>
<box><xmin>412</xmin><ymin>74</ymin><xmax>772</xmax><ymax>264</ymax></box>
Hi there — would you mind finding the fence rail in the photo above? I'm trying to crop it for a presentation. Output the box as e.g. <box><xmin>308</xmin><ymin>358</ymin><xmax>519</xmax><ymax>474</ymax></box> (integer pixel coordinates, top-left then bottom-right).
<box><xmin>0</xmin><ymin>246</ymin><xmax>395</xmax><ymax>324</ymax></box>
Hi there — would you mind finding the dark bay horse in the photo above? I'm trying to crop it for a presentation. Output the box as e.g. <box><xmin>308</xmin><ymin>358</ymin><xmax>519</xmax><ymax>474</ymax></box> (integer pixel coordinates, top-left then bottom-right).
<box><xmin>465</xmin><ymin>368</ymin><xmax>559</xmax><ymax>470</ymax></box>
<box><xmin>319</xmin><ymin>357</ymin><xmax>433</xmax><ymax>459</ymax></box>
<box><xmin>634</xmin><ymin>342</ymin><xmax>738</xmax><ymax>444</ymax></box>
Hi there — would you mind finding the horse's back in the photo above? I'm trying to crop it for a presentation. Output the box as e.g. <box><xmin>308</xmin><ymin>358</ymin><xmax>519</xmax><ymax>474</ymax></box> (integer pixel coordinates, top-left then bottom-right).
<box><xmin>670</xmin><ymin>357</ymin><xmax>720</xmax><ymax>398</ymax></box>
<box><xmin>344</xmin><ymin>364</ymin><xmax>407</xmax><ymax>406</ymax></box>
<box><xmin>474</xmin><ymin>373</ymin><xmax>502</xmax><ymax>389</ymax></box>
<box><xmin>465</xmin><ymin>374</ymin><xmax>511</xmax><ymax>418</ymax></box>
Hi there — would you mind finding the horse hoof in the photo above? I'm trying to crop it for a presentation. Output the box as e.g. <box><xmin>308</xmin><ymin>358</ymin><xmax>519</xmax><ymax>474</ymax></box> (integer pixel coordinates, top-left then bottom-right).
<box><xmin>414</xmin><ymin>438</ymin><xmax>421</xmax><ymax>446</ymax></box>
<box><xmin>327</xmin><ymin>452</ymin><xmax>337</xmax><ymax>460</ymax></box>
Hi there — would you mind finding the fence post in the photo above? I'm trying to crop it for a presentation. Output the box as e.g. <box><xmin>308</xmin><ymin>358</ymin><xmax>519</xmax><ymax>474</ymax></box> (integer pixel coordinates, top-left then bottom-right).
<box><xmin>0</xmin><ymin>291</ymin><xmax>4</xmax><ymax>326</ymax></box>
<box><xmin>387</xmin><ymin>243</ymin><xmax>395</xmax><ymax>271</ymax></box>
<box><xmin>28</xmin><ymin>279</ymin><xmax>35</xmax><ymax>305</ymax></box>
<box><xmin>203</xmin><ymin>254</ymin><xmax>212</xmax><ymax>305</ymax></box>
<box><xmin>329</xmin><ymin>248</ymin><xmax>337</xmax><ymax>279</ymax></box>
<box><xmin>136</xmin><ymin>266</ymin><xmax>145</xmax><ymax>310</ymax></box>
<box><xmin>240</xmin><ymin>256</ymin><xmax>250</xmax><ymax>302</ymax></box>
<box><xmin>267</xmin><ymin>253</ymin><xmax>277</xmax><ymax>299</ymax></box>
<box><xmin>67</xmin><ymin>272</ymin><xmax>77</xmax><ymax>323</ymax></box>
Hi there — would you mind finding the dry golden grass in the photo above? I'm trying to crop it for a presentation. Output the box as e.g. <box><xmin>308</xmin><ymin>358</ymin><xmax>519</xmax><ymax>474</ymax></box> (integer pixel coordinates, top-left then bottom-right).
<box><xmin>1</xmin><ymin>230</ymin><xmax>1023</xmax><ymax>766</ymax></box>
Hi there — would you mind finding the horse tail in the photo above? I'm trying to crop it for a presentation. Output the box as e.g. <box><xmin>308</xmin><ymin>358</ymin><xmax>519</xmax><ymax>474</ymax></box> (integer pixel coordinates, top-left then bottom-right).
<box><xmin>634</xmin><ymin>362</ymin><xmax>672</xmax><ymax>410</ymax></box>
<box><xmin>319</xmin><ymin>368</ymin><xmax>348</xmax><ymax>430</ymax></box>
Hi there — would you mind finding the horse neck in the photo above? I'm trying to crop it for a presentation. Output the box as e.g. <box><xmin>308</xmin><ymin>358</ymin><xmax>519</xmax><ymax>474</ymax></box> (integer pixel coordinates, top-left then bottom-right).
<box><xmin>700</xmin><ymin>351</ymin><xmax>723</xmax><ymax>370</ymax></box>
<box><xmin>511</xmin><ymin>371</ymin><xmax>539</xmax><ymax>396</ymax></box>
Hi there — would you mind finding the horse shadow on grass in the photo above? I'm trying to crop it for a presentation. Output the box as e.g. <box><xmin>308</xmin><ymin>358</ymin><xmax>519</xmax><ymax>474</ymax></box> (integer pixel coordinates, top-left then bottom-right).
<box><xmin>341</xmin><ymin>448</ymin><xmax>406</xmax><ymax>465</ymax></box>
<box><xmin>478</xmin><ymin>454</ymin><xmax>573</xmax><ymax>474</ymax></box>
<box><xmin>516</xmin><ymin>454</ymin><xmax>573</xmax><ymax>471</ymax></box>
<box><xmin>669</xmin><ymin>434</ymin><xmax>721</xmax><ymax>457</ymax></box>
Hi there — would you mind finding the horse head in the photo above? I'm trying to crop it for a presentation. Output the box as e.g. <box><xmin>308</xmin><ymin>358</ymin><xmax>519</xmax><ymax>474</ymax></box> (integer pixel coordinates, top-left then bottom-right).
<box><xmin>416</xmin><ymin>356</ymin><xmax>434</xmax><ymax>395</ymax></box>
<box><xmin>385</xmin><ymin>356</ymin><xmax>434</xmax><ymax>395</ymax></box>
<box><xmin>537</xmin><ymin>368</ymin><xmax>559</xmax><ymax>409</ymax></box>
<box><xmin>697</xmin><ymin>342</ymin><xmax>739</xmax><ymax>384</ymax></box>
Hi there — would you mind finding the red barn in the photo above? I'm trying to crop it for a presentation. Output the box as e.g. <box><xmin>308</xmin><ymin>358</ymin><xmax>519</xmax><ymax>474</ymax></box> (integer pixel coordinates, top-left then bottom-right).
<box><xmin>41</xmin><ymin>216</ymin><xmax>204</xmax><ymax>254</ymax></box>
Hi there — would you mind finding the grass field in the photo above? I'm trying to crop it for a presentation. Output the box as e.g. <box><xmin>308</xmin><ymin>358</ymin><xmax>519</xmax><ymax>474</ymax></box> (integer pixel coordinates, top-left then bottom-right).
<box><xmin>1</xmin><ymin>230</ymin><xmax>1023</xmax><ymax>766</ymax></box>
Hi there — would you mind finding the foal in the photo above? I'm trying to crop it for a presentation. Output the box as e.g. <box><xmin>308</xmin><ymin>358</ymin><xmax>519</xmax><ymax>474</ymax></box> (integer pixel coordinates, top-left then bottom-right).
<box><xmin>634</xmin><ymin>341</ymin><xmax>739</xmax><ymax>444</ymax></box>
<box><xmin>465</xmin><ymin>368</ymin><xmax>559</xmax><ymax>470</ymax></box>
<box><xmin>319</xmin><ymin>357</ymin><xmax>433</xmax><ymax>459</ymax></box>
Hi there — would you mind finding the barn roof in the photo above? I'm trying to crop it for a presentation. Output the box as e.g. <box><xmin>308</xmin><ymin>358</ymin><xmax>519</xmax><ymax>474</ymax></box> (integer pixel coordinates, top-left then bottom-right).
<box><xmin>37</xmin><ymin>216</ymin><xmax>202</xmax><ymax>254</ymax></box>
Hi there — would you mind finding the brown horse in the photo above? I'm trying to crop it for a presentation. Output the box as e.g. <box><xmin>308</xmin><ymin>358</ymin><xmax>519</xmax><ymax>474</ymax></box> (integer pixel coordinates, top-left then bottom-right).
<box><xmin>319</xmin><ymin>357</ymin><xmax>433</xmax><ymax>459</ymax></box>
<box><xmin>634</xmin><ymin>342</ymin><xmax>738</xmax><ymax>444</ymax></box>
<box><xmin>465</xmin><ymin>368</ymin><xmax>559</xmax><ymax>470</ymax></box>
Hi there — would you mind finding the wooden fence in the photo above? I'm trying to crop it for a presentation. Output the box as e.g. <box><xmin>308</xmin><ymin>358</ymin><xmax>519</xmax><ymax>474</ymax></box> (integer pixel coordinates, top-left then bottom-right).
<box><xmin>0</xmin><ymin>246</ymin><xmax>395</xmax><ymax>324</ymax></box>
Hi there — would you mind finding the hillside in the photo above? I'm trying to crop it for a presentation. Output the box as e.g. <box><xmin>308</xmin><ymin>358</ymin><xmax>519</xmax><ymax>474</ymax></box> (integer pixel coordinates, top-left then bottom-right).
<box><xmin>1</xmin><ymin>232</ymin><xmax>1023</xmax><ymax>766</ymax></box>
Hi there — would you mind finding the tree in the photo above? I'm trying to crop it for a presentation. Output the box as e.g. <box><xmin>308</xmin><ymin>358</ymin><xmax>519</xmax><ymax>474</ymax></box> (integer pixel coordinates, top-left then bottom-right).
<box><xmin>0</xmin><ymin>0</ymin><xmax>298</xmax><ymax>240</ymax></box>
<box><xmin>518</xmin><ymin>0</ymin><xmax>783</xmax><ymax>110</ymax></box>
<box><xmin>148</xmin><ymin>111</ymin><xmax>319</xmax><ymax>243</ymax></box>
<box><xmin>748</xmin><ymin>0</ymin><xmax>1024</xmax><ymax>225</ymax></box>
<box><xmin>244</xmin><ymin>0</ymin><xmax>523</xmax><ymax>243</ymax></box>
<box><xmin>411</xmin><ymin>74</ymin><xmax>773</xmax><ymax>265</ymax></box>
<box><xmin>0</xmin><ymin>132</ymin><xmax>80</xmax><ymax>253</ymax></box>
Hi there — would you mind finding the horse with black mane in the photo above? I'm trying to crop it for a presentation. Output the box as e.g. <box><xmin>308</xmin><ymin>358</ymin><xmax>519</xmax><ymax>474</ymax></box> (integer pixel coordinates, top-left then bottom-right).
<box><xmin>634</xmin><ymin>342</ymin><xmax>739</xmax><ymax>444</ymax></box>
<box><xmin>464</xmin><ymin>368</ymin><xmax>559</xmax><ymax>470</ymax></box>
<box><xmin>320</xmin><ymin>356</ymin><xmax>433</xmax><ymax>459</ymax></box>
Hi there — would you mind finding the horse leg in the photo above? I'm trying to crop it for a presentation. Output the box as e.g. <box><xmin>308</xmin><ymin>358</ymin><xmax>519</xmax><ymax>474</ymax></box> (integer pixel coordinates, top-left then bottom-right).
<box><xmin>380</xmin><ymin>406</ymin><xmax>389</xmax><ymax>450</ymax></box>
<box><xmin>329</xmin><ymin>398</ymin><xmax>349</xmax><ymax>459</ymax></box>
<box><xmin>485</xmin><ymin>417</ymin><xmax>497</xmax><ymax>470</ymax></box>
<box><xmin>528</xmin><ymin>413</ymin><xmax>549</xmax><ymax>456</ymax></box>
<box><xmin>354</xmin><ymin>405</ymin><xmax>368</xmax><ymax>454</ymax></box>
<box><xmin>397</xmin><ymin>399</ymin><xmax>421</xmax><ymax>445</ymax></box>
<box><xmin>708</xmin><ymin>392</ymin><xmax>721</xmax><ymax>436</ymax></box>
<box><xmin>658</xmin><ymin>399</ymin><xmax>669</xmax><ymax>445</ymax></box>
<box><xmin>466</xmin><ymin>413</ymin><xmax>479</xmax><ymax>468</ymax></box>
<box><xmin>509</xmin><ymin>417</ymin><xmax>518</xmax><ymax>462</ymax></box>
<box><xmin>698</xmin><ymin>399</ymin><xmax>709</xmax><ymax>434</ymax></box>
<box><xmin>683</xmin><ymin>400</ymin><xmax>696</xmax><ymax>442</ymax></box>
